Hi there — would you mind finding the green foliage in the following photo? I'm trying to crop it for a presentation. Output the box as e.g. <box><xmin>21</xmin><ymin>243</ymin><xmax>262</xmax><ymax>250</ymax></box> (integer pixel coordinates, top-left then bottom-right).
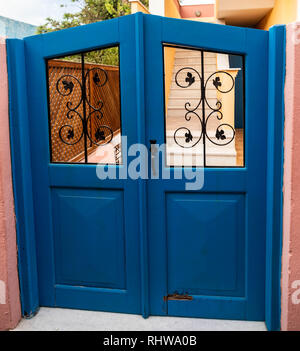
<box><xmin>37</xmin><ymin>0</ymin><xmax>131</xmax><ymax>34</ymax></box>
<box><xmin>37</xmin><ymin>0</ymin><xmax>129</xmax><ymax>65</ymax></box>
<box><xmin>140</xmin><ymin>0</ymin><xmax>149</xmax><ymax>8</ymax></box>
<box><xmin>85</xmin><ymin>46</ymin><xmax>119</xmax><ymax>65</ymax></box>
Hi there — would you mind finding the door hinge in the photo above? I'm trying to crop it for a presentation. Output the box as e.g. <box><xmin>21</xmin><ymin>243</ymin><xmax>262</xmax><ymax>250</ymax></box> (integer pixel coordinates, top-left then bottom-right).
<box><xmin>164</xmin><ymin>293</ymin><xmax>193</xmax><ymax>301</ymax></box>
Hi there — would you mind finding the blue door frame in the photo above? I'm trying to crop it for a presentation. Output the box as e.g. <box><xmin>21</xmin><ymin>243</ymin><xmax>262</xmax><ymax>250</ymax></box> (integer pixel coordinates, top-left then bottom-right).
<box><xmin>6</xmin><ymin>13</ymin><xmax>285</xmax><ymax>330</ymax></box>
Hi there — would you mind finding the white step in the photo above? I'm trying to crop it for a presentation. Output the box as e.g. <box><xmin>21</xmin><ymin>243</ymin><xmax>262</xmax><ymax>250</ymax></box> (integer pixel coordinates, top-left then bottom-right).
<box><xmin>165</xmin><ymin>115</ymin><xmax>224</xmax><ymax>131</ymax></box>
<box><xmin>166</xmin><ymin>110</ymin><xmax>212</xmax><ymax>119</ymax></box>
<box><xmin>172</xmin><ymin>76</ymin><xmax>218</xmax><ymax>84</ymax></box>
<box><xmin>167</xmin><ymin>97</ymin><xmax>219</xmax><ymax>108</ymax></box>
<box><xmin>171</xmin><ymin>71</ymin><xmax>218</xmax><ymax>83</ymax></box>
<box><xmin>171</xmin><ymin>76</ymin><xmax>219</xmax><ymax>88</ymax></box>
<box><xmin>169</xmin><ymin>78</ymin><xmax>218</xmax><ymax>89</ymax></box>
<box><xmin>166</xmin><ymin>144</ymin><xmax>236</xmax><ymax>155</ymax></box>
<box><xmin>165</xmin><ymin>131</ymin><xmax>236</xmax><ymax>149</ymax></box>
<box><xmin>175</xmin><ymin>50</ymin><xmax>216</xmax><ymax>58</ymax></box>
<box><xmin>174</xmin><ymin>57</ymin><xmax>216</xmax><ymax>65</ymax></box>
<box><xmin>174</xmin><ymin>64</ymin><xmax>216</xmax><ymax>71</ymax></box>
<box><xmin>169</xmin><ymin>89</ymin><xmax>217</xmax><ymax>99</ymax></box>
<box><xmin>166</xmin><ymin>145</ymin><xmax>237</xmax><ymax>167</ymax></box>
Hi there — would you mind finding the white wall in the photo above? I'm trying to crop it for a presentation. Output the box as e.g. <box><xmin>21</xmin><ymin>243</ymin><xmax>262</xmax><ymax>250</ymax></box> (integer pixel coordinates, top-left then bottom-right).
<box><xmin>149</xmin><ymin>0</ymin><xmax>165</xmax><ymax>16</ymax></box>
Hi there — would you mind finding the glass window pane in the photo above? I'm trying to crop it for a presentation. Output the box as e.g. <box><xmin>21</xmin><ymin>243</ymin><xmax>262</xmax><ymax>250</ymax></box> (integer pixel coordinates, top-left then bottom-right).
<box><xmin>164</xmin><ymin>45</ymin><xmax>244</xmax><ymax>167</ymax></box>
<box><xmin>47</xmin><ymin>46</ymin><xmax>122</xmax><ymax>164</ymax></box>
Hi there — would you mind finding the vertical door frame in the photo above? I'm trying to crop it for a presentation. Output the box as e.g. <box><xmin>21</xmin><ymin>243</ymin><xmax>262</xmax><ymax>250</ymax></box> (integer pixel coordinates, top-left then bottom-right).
<box><xmin>6</xmin><ymin>14</ymin><xmax>285</xmax><ymax>329</ymax></box>
<box><xmin>265</xmin><ymin>25</ymin><xmax>286</xmax><ymax>331</ymax></box>
<box><xmin>6</xmin><ymin>39</ymin><xmax>40</xmax><ymax>317</ymax></box>
<box><xmin>135</xmin><ymin>13</ymin><xmax>150</xmax><ymax>318</ymax></box>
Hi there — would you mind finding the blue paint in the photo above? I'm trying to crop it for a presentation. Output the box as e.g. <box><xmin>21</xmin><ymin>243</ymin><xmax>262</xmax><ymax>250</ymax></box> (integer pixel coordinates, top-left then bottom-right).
<box><xmin>144</xmin><ymin>15</ymin><xmax>268</xmax><ymax>320</ymax></box>
<box><xmin>0</xmin><ymin>16</ymin><xmax>36</xmax><ymax>39</ymax></box>
<box><xmin>6</xmin><ymin>39</ymin><xmax>39</xmax><ymax>316</ymax></box>
<box><xmin>167</xmin><ymin>193</ymin><xmax>246</xmax><ymax>319</ymax></box>
<box><xmin>265</xmin><ymin>25</ymin><xmax>286</xmax><ymax>332</ymax></box>
<box><xmin>8</xmin><ymin>15</ymin><xmax>142</xmax><ymax>315</ymax></box>
<box><xmin>6</xmin><ymin>13</ymin><xmax>284</xmax><ymax>325</ymax></box>
<box><xmin>229</xmin><ymin>55</ymin><xmax>244</xmax><ymax>128</ymax></box>
<box><xmin>135</xmin><ymin>13</ymin><xmax>150</xmax><ymax>318</ymax></box>
<box><xmin>167</xmin><ymin>194</ymin><xmax>245</xmax><ymax>296</ymax></box>
<box><xmin>52</xmin><ymin>188</ymin><xmax>126</xmax><ymax>289</ymax></box>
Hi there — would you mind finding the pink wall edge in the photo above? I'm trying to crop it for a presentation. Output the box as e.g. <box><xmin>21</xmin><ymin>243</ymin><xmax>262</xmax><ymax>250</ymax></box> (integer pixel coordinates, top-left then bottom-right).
<box><xmin>0</xmin><ymin>37</ymin><xmax>21</xmax><ymax>331</ymax></box>
<box><xmin>282</xmin><ymin>23</ymin><xmax>300</xmax><ymax>331</ymax></box>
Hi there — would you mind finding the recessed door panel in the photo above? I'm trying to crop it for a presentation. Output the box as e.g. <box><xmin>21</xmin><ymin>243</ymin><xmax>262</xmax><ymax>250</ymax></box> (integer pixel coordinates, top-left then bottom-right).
<box><xmin>166</xmin><ymin>193</ymin><xmax>245</xmax><ymax>297</ymax></box>
<box><xmin>52</xmin><ymin>188</ymin><xmax>126</xmax><ymax>290</ymax></box>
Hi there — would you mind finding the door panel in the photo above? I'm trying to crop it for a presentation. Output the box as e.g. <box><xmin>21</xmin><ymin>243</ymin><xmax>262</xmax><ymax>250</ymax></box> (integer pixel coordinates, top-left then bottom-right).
<box><xmin>166</xmin><ymin>193</ymin><xmax>245</xmax><ymax>297</ymax></box>
<box><xmin>24</xmin><ymin>16</ymin><xmax>141</xmax><ymax>313</ymax></box>
<box><xmin>145</xmin><ymin>16</ymin><xmax>268</xmax><ymax>320</ymax></box>
<box><xmin>52</xmin><ymin>188</ymin><xmax>126</xmax><ymax>289</ymax></box>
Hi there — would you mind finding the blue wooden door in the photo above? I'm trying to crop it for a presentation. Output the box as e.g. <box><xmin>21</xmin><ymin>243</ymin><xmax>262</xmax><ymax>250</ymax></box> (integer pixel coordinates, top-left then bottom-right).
<box><xmin>20</xmin><ymin>16</ymin><xmax>141</xmax><ymax>313</ymax></box>
<box><xmin>145</xmin><ymin>16</ymin><xmax>268</xmax><ymax>320</ymax></box>
<box><xmin>8</xmin><ymin>14</ymin><xmax>270</xmax><ymax>321</ymax></box>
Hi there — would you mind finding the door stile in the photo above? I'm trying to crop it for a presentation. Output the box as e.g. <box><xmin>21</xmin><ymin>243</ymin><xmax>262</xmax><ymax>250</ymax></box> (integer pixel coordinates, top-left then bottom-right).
<box><xmin>134</xmin><ymin>12</ymin><xmax>150</xmax><ymax>318</ymax></box>
<box><xmin>6</xmin><ymin>38</ymin><xmax>40</xmax><ymax>316</ymax></box>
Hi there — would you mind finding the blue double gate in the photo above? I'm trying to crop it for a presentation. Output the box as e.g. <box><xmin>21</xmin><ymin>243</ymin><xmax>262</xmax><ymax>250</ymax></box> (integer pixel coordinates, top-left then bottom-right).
<box><xmin>6</xmin><ymin>13</ymin><xmax>285</xmax><ymax>329</ymax></box>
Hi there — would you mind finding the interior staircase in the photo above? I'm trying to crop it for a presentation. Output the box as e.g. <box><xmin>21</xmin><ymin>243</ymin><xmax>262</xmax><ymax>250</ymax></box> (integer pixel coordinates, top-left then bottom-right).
<box><xmin>166</xmin><ymin>48</ymin><xmax>237</xmax><ymax>167</ymax></box>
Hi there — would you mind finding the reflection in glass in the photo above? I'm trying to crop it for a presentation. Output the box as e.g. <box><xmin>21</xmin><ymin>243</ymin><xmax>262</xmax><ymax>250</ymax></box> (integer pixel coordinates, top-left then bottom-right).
<box><xmin>47</xmin><ymin>46</ymin><xmax>122</xmax><ymax>164</ymax></box>
<box><xmin>164</xmin><ymin>46</ymin><xmax>244</xmax><ymax>167</ymax></box>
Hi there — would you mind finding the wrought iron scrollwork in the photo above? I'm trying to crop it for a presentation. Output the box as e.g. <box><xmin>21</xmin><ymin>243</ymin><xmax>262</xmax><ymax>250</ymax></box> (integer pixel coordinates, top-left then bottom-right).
<box><xmin>55</xmin><ymin>55</ymin><xmax>113</xmax><ymax>162</ymax></box>
<box><xmin>173</xmin><ymin>53</ymin><xmax>236</xmax><ymax>159</ymax></box>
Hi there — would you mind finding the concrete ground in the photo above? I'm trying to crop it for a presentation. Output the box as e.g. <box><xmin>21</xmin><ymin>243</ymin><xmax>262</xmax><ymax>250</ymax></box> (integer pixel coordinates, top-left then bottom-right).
<box><xmin>13</xmin><ymin>307</ymin><xmax>267</xmax><ymax>331</ymax></box>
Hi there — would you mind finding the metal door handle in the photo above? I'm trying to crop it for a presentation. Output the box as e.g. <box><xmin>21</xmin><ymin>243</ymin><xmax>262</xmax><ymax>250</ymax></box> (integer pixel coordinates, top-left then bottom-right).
<box><xmin>150</xmin><ymin>140</ymin><xmax>157</xmax><ymax>177</ymax></box>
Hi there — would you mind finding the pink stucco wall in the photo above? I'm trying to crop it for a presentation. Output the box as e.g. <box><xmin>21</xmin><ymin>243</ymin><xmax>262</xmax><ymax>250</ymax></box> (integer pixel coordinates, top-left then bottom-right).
<box><xmin>180</xmin><ymin>4</ymin><xmax>214</xmax><ymax>19</ymax></box>
<box><xmin>0</xmin><ymin>37</ymin><xmax>21</xmax><ymax>331</ymax></box>
<box><xmin>282</xmin><ymin>23</ymin><xmax>300</xmax><ymax>331</ymax></box>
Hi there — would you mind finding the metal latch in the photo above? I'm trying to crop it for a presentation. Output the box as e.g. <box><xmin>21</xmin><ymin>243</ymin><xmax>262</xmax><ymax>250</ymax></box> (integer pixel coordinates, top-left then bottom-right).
<box><xmin>150</xmin><ymin>140</ymin><xmax>158</xmax><ymax>177</ymax></box>
<box><xmin>164</xmin><ymin>293</ymin><xmax>193</xmax><ymax>301</ymax></box>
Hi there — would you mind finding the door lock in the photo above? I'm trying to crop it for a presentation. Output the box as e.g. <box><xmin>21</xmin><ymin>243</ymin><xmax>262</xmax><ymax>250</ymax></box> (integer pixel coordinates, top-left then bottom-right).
<box><xmin>150</xmin><ymin>140</ymin><xmax>158</xmax><ymax>177</ymax></box>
